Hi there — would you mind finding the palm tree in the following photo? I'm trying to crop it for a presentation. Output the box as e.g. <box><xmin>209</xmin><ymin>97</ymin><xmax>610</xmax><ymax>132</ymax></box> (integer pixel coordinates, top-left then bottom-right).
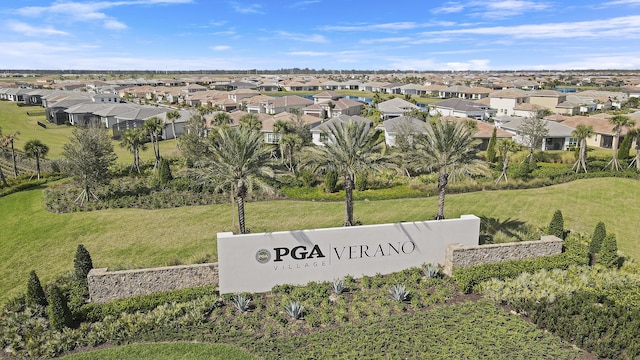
<box><xmin>273</xmin><ymin>119</ymin><xmax>292</xmax><ymax>163</ymax></box>
<box><xmin>239</xmin><ymin>113</ymin><xmax>262</xmax><ymax>132</ymax></box>
<box><xmin>119</xmin><ymin>128</ymin><xmax>148</xmax><ymax>173</ymax></box>
<box><xmin>194</xmin><ymin>126</ymin><xmax>275</xmax><ymax>234</ymax></box>
<box><xmin>2</xmin><ymin>131</ymin><xmax>20</xmax><ymax>176</ymax></box>
<box><xmin>494</xmin><ymin>139</ymin><xmax>520</xmax><ymax>184</ymax></box>
<box><xmin>628</xmin><ymin>127</ymin><xmax>640</xmax><ymax>170</ymax></box>
<box><xmin>23</xmin><ymin>139</ymin><xmax>49</xmax><ymax>179</ymax></box>
<box><xmin>414</xmin><ymin>119</ymin><xmax>487</xmax><ymax>220</ymax></box>
<box><xmin>143</xmin><ymin>116</ymin><xmax>164</xmax><ymax>168</ymax></box>
<box><xmin>571</xmin><ymin>124</ymin><xmax>594</xmax><ymax>173</ymax></box>
<box><xmin>280</xmin><ymin>133</ymin><xmax>303</xmax><ymax>172</ymax></box>
<box><xmin>166</xmin><ymin>110</ymin><xmax>181</xmax><ymax>149</ymax></box>
<box><xmin>0</xmin><ymin>127</ymin><xmax>8</xmax><ymax>186</ymax></box>
<box><xmin>607</xmin><ymin>114</ymin><xmax>635</xmax><ymax>171</ymax></box>
<box><xmin>211</xmin><ymin>112</ymin><xmax>232</xmax><ymax>127</ymax></box>
<box><xmin>306</xmin><ymin>119</ymin><xmax>395</xmax><ymax>226</ymax></box>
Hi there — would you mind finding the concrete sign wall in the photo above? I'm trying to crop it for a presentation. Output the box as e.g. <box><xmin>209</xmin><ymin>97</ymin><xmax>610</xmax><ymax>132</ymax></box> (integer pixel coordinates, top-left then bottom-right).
<box><xmin>217</xmin><ymin>215</ymin><xmax>480</xmax><ymax>294</ymax></box>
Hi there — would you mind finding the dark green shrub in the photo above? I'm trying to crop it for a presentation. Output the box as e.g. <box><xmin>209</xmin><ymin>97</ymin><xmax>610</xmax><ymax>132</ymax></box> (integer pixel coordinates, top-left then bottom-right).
<box><xmin>589</xmin><ymin>221</ymin><xmax>606</xmax><ymax>254</ymax></box>
<box><xmin>547</xmin><ymin>210</ymin><xmax>564</xmax><ymax>239</ymax></box>
<box><xmin>26</xmin><ymin>270</ymin><xmax>48</xmax><ymax>308</ymax></box>
<box><xmin>486</xmin><ymin>128</ymin><xmax>497</xmax><ymax>163</ymax></box>
<box><xmin>618</xmin><ymin>134</ymin><xmax>632</xmax><ymax>160</ymax></box>
<box><xmin>74</xmin><ymin>244</ymin><xmax>93</xmax><ymax>281</ymax></box>
<box><xmin>48</xmin><ymin>285</ymin><xmax>72</xmax><ymax>331</ymax></box>
<box><xmin>324</xmin><ymin>170</ymin><xmax>338</xmax><ymax>193</ymax></box>
<box><xmin>157</xmin><ymin>157</ymin><xmax>173</xmax><ymax>187</ymax></box>
<box><xmin>355</xmin><ymin>172</ymin><xmax>368</xmax><ymax>191</ymax></box>
<box><xmin>598</xmin><ymin>234</ymin><xmax>620</xmax><ymax>269</ymax></box>
<box><xmin>299</xmin><ymin>169</ymin><xmax>315</xmax><ymax>188</ymax></box>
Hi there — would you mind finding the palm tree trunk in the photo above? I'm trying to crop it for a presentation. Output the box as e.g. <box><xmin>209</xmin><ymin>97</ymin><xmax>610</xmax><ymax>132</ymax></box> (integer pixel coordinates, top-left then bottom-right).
<box><xmin>134</xmin><ymin>146</ymin><xmax>140</xmax><ymax>173</ymax></box>
<box><xmin>611</xmin><ymin>133</ymin><xmax>621</xmax><ymax>171</ymax></box>
<box><xmin>171</xmin><ymin>122</ymin><xmax>178</xmax><ymax>148</ymax></box>
<box><xmin>237</xmin><ymin>195</ymin><xmax>247</xmax><ymax>234</ymax></box>
<box><xmin>35</xmin><ymin>154</ymin><xmax>41</xmax><ymax>180</ymax></box>
<box><xmin>343</xmin><ymin>174</ymin><xmax>354</xmax><ymax>226</ymax></box>
<box><xmin>436</xmin><ymin>170</ymin><xmax>448</xmax><ymax>220</ymax></box>
<box><xmin>10</xmin><ymin>142</ymin><xmax>18</xmax><ymax>177</ymax></box>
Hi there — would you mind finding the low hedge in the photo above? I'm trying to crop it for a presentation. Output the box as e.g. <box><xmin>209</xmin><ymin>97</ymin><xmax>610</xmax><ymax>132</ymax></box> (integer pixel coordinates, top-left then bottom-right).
<box><xmin>452</xmin><ymin>237</ymin><xmax>590</xmax><ymax>293</ymax></box>
<box><xmin>77</xmin><ymin>285</ymin><xmax>219</xmax><ymax>322</ymax></box>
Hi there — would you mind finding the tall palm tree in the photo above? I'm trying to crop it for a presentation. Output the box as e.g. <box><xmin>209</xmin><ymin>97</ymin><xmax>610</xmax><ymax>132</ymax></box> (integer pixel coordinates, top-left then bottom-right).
<box><xmin>273</xmin><ymin>119</ymin><xmax>292</xmax><ymax>163</ymax></box>
<box><xmin>280</xmin><ymin>133</ymin><xmax>303</xmax><ymax>172</ymax></box>
<box><xmin>143</xmin><ymin>116</ymin><xmax>164</xmax><ymax>168</ymax></box>
<box><xmin>0</xmin><ymin>127</ymin><xmax>8</xmax><ymax>186</ymax></box>
<box><xmin>239</xmin><ymin>113</ymin><xmax>262</xmax><ymax>132</ymax></box>
<box><xmin>194</xmin><ymin>126</ymin><xmax>275</xmax><ymax>234</ymax></box>
<box><xmin>571</xmin><ymin>124</ymin><xmax>594</xmax><ymax>173</ymax></box>
<box><xmin>2</xmin><ymin>131</ymin><xmax>20</xmax><ymax>176</ymax></box>
<box><xmin>627</xmin><ymin>127</ymin><xmax>640</xmax><ymax>170</ymax></box>
<box><xmin>119</xmin><ymin>128</ymin><xmax>148</xmax><ymax>173</ymax></box>
<box><xmin>306</xmin><ymin>119</ymin><xmax>395</xmax><ymax>226</ymax></box>
<box><xmin>166</xmin><ymin>110</ymin><xmax>181</xmax><ymax>149</ymax></box>
<box><xmin>495</xmin><ymin>139</ymin><xmax>519</xmax><ymax>184</ymax></box>
<box><xmin>211</xmin><ymin>112</ymin><xmax>232</xmax><ymax>127</ymax></box>
<box><xmin>607</xmin><ymin>114</ymin><xmax>635</xmax><ymax>171</ymax></box>
<box><xmin>23</xmin><ymin>139</ymin><xmax>49</xmax><ymax>179</ymax></box>
<box><xmin>414</xmin><ymin>119</ymin><xmax>487</xmax><ymax>220</ymax></box>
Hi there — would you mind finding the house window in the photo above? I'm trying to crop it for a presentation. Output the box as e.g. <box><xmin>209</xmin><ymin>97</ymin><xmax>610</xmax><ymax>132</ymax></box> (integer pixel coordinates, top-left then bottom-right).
<box><xmin>567</xmin><ymin>137</ymin><xmax>578</xmax><ymax>148</ymax></box>
<box><xmin>266</xmin><ymin>133</ymin><xmax>280</xmax><ymax>144</ymax></box>
<box><xmin>319</xmin><ymin>133</ymin><xmax>328</xmax><ymax>143</ymax></box>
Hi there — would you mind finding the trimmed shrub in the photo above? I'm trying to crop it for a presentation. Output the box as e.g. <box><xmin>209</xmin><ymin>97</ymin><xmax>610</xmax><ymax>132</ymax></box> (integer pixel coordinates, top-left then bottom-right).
<box><xmin>26</xmin><ymin>270</ymin><xmax>48</xmax><ymax>308</ymax></box>
<box><xmin>598</xmin><ymin>234</ymin><xmax>620</xmax><ymax>269</ymax></box>
<box><xmin>324</xmin><ymin>170</ymin><xmax>338</xmax><ymax>193</ymax></box>
<box><xmin>589</xmin><ymin>221</ymin><xmax>606</xmax><ymax>254</ymax></box>
<box><xmin>157</xmin><ymin>157</ymin><xmax>173</xmax><ymax>187</ymax></box>
<box><xmin>486</xmin><ymin>128</ymin><xmax>497</xmax><ymax>163</ymax></box>
<box><xmin>453</xmin><ymin>237</ymin><xmax>589</xmax><ymax>293</ymax></box>
<box><xmin>74</xmin><ymin>244</ymin><xmax>93</xmax><ymax>281</ymax></box>
<box><xmin>48</xmin><ymin>285</ymin><xmax>72</xmax><ymax>331</ymax></box>
<box><xmin>618</xmin><ymin>134</ymin><xmax>632</xmax><ymax>160</ymax></box>
<box><xmin>547</xmin><ymin>210</ymin><xmax>564</xmax><ymax>239</ymax></box>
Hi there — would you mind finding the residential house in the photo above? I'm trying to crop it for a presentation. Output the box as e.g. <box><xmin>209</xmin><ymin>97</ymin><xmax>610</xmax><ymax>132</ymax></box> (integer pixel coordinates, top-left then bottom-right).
<box><xmin>498</xmin><ymin>117</ymin><xmax>576</xmax><ymax>150</ymax></box>
<box><xmin>259</xmin><ymin>95</ymin><xmax>313</xmax><ymax>114</ymax></box>
<box><xmin>377</xmin><ymin>98</ymin><xmax>421</xmax><ymax>120</ymax></box>
<box><xmin>432</xmin><ymin>98</ymin><xmax>495</xmax><ymax>121</ymax></box>
<box><xmin>553</xmin><ymin>114</ymin><xmax>632</xmax><ymax>149</ymax></box>
<box><xmin>513</xmin><ymin>103</ymin><xmax>549</xmax><ymax>118</ymax></box>
<box><xmin>303</xmin><ymin>91</ymin><xmax>363</xmax><ymax>119</ymax></box>
<box><xmin>438</xmin><ymin>85</ymin><xmax>470</xmax><ymax>99</ymax></box>
<box><xmin>381</xmin><ymin>116</ymin><xmax>427</xmax><ymax>147</ymax></box>
<box><xmin>489</xmin><ymin>89</ymin><xmax>529</xmax><ymax>116</ymax></box>
<box><xmin>261</xmin><ymin>111</ymin><xmax>321</xmax><ymax>144</ymax></box>
<box><xmin>310</xmin><ymin>115</ymin><xmax>372</xmax><ymax>146</ymax></box>
<box><xmin>441</xmin><ymin>116</ymin><xmax>513</xmax><ymax>151</ymax></box>
<box><xmin>459</xmin><ymin>87</ymin><xmax>493</xmax><ymax>100</ymax></box>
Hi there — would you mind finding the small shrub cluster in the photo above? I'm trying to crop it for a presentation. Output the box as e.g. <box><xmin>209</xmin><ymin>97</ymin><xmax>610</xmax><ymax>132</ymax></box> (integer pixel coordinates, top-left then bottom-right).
<box><xmin>453</xmin><ymin>236</ymin><xmax>589</xmax><ymax>293</ymax></box>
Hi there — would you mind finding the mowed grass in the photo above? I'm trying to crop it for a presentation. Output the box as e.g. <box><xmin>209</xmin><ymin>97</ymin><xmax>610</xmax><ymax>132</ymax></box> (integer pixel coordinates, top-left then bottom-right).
<box><xmin>0</xmin><ymin>101</ymin><xmax>180</xmax><ymax>162</ymax></box>
<box><xmin>61</xmin><ymin>342</ymin><xmax>257</xmax><ymax>360</ymax></box>
<box><xmin>1</xmin><ymin>177</ymin><xmax>639</xmax><ymax>305</ymax></box>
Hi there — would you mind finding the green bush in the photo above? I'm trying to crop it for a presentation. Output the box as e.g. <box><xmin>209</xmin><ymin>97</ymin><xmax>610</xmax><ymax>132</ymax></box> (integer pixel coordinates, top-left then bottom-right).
<box><xmin>598</xmin><ymin>234</ymin><xmax>620</xmax><ymax>269</ymax></box>
<box><xmin>157</xmin><ymin>157</ymin><xmax>173</xmax><ymax>187</ymax></box>
<box><xmin>78</xmin><ymin>285</ymin><xmax>219</xmax><ymax>322</ymax></box>
<box><xmin>74</xmin><ymin>244</ymin><xmax>93</xmax><ymax>281</ymax></box>
<box><xmin>26</xmin><ymin>270</ymin><xmax>48</xmax><ymax>308</ymax></box>
<box><xmin>589</xmin><ymin>221</ymin><xmax>606</xmax><ymax>254</ymax></box>
<box><xmin>618</xmin><ymin>134</ymin><xmax>632</xmax><ymax>160</ymax></box>
<box><xmin>453</xmin><ymin>237</ymin><xmax>589</xmax><ymax>293</ymax></box>
<box><xmin>48</xmin><ymin>285</ymin><xmax>72</xmax><ymax>331</ymax></box>
<box><xmin>547</xmin><ymin>209</ymin><xmax>564</xmax><ymax>239</ymax></box>
<box><xmin>324</xmin><ymin>170</ymin><xmax>338</xmax><ymax>193</ymax></box>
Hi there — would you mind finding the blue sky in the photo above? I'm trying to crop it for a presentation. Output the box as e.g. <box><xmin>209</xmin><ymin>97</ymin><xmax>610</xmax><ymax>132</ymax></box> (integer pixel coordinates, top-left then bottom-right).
<box><xmin>1</xmin><ymin>0</ymin><xmax>640</xmax><ymax>71</ymax></box>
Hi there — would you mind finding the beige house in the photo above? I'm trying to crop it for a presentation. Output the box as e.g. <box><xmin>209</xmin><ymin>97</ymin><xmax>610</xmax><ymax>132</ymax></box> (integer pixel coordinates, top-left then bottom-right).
<box><xmin>529</xmin><ymin>90</ymin><xmax>566</xmax><ymax>109</ymax></box>
<box><xmin>489</xmin><ymin>89</ymin><xmax>529</xmax><ymax>116</ymax></box>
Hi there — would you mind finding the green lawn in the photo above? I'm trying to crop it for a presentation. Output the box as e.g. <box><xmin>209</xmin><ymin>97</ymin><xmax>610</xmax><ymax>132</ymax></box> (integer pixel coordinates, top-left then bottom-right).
<box><xmin>1</xmin><ymin>177</ymin><xmax>638</xmax><ymax>305</ymax></box>
<box><xmin>0</xmin><ymin>101</ymin><xmax>180</xmax><ymax>162</ymax></box>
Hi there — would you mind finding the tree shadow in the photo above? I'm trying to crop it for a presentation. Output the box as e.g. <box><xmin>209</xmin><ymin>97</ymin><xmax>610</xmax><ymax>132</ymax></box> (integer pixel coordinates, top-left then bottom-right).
<box><xmin>479</xmin><ymin>216</ymin><xmax>530</xmax><ymax>245</ymax></box>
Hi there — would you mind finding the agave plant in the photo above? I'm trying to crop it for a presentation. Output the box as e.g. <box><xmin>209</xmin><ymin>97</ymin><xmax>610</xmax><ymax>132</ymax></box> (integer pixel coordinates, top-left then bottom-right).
<box><xmin>284</xmin><ymin>301</ymin><xmax>305</xmax><ymax>319</ymax></box>
<box><xmin>388</xmin><ymin>284</ymin><xmax>410</xmax><ymax>302</ymax></box>
<box><xmin>230</xmin><ymin>293</ymin><xmax>251</xmax><ymax>313</ymax></box>
<box><xmin>422</xmin><ymin>264</ymin><xmax>439</xmax><ymax>278</ymax></box>
<box><xmin>331</xmin><ymin>278</ymin><xmax>346</xmax><ymax>295</ymax></box>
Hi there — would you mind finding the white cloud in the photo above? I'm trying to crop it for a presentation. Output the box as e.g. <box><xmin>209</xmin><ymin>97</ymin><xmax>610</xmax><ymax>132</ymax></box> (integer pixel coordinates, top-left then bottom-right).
<box><xmin>274</xmin><ymin>31</ymin><xmax>328</xmax><ymax>43</ymax></box>
<box><xmin>103</xmin><ymin>19</ymin><xmax>128</xmax><ymax>30</ymax></box>
<box><xmin>211</xmin><ymin>45</ymin><xmax>231</xmax><ymax>51</ymax></box>
<box><xmin>289</xmin><ymin>0</ymin><xmax>320</xmax><ymax>8</ymax></box>
<box><xmin>601</xmin><ymin>0</ymin><xmax>640</xmax><ymax>5</ymax></box>
<box><xmin>432</xmin><ymin>2</ymin><xmax>465</xmax><ymax>14</ymax></box>
<box><xmin>288</xmin><ymin>51</ymin><xmax>328</xmax><ymax>56</ymax></box>
<box><xmin>6</xmin><ymin>21</ymin><xmax>69</xmax><ymax>36</ymax></box>
<box><xmin>432</xmin><ymin>0</ymin><xmax>550</xmax><ymax>18</ymax></box>
<box><xmin>420</xmin><ymin>15</ymin><xmax>640</xmax><ymax>40</ymax></box>
<box><xmin>228</xmin><ymin>2</ymin><xmax>264</xmax><ymax>14</ymax></box>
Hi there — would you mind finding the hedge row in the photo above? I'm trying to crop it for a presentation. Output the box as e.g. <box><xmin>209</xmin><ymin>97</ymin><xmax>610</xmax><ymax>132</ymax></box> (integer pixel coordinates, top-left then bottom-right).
<box><xmin>77</xmin><ymin>285</ymin><xmax>218</xmax><ymax>322</ymax></box>
<box><xmin>452</xmin><ymin>238</ymin><xmax>590</xmax><ymax>293</ymax></box>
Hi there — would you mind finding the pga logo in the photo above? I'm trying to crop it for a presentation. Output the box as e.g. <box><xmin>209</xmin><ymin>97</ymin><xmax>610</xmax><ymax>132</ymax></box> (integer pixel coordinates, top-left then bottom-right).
<box><xmin>255</xmin><ymin>245</ymin><xmax>326</xmax><ymax>263</ymax></box>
